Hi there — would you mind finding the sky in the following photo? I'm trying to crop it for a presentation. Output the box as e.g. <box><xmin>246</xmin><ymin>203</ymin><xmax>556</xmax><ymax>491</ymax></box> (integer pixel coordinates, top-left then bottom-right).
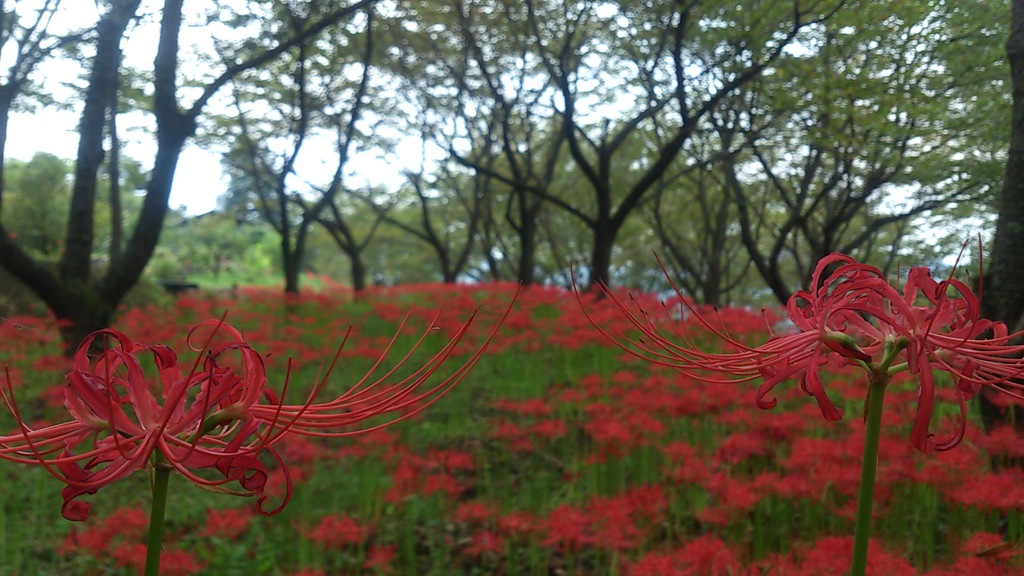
<box><xmin>2</xmin><ymin>2</ymin><xmax>479</xmax><ymax>220</ymax></box>
<box><xmin>3</xmin><ymin>2</ymin><xmax>230</xmax><ymax>216</ymax></box>
<box><xmin>2</xmin><ymin>1</ymin><xmax>431</xmax><ymax>219</ymax></box>
<box><xmin>7</xmin><ymin>108</ymin><xmax>226</xmax><ymax>216</ymax></box>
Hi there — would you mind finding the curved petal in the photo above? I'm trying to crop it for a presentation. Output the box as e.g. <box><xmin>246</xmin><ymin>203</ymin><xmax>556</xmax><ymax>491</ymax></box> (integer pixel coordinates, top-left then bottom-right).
<box><xmin>909</xmin><ymin>352</ymin><xmax>936</xmax><ymax>453</ymax></box>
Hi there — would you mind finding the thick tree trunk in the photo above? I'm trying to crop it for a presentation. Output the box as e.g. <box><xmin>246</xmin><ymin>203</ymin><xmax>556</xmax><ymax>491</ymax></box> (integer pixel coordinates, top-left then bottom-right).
<box><xmin>56</xmin><ymin>302</ymin><xmax>115</xmax><ymax>356</ymax></box>
<box><xmin>703</xmin><ymin>265</ymin><xmax>723</xmax><ymax>308</ymax></box>
<box><xmin>980</xmin><ymin>0</ymin><xmax>1024</xmax><ymax>431</ymax></box>
<box><xmin>987</xmin><ymin>0</ymin><xmax>1024</xmax><ymax>329</ymax></box>
<box><xmin>442</xmin><ymin>267</ymin><xmax>458</xmax><ymax>284</ymax></box>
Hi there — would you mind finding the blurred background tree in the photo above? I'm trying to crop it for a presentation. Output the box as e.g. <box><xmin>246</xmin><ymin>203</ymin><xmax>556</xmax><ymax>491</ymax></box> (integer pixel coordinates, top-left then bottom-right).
<box><xmin>0</xmin><ymin>0</ymin><xmax>375</xmax><ymax>351</ymax></box>
<box><xmin>0</xmin><ymin>0</ymin><xmax>1013</xmax><ymax>328</ymax></box>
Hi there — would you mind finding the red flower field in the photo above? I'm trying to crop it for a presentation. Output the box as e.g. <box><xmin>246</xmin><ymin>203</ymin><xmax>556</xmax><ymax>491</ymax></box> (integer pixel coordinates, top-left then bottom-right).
<box><xmin>0</xmin><ymin>280</ymin><xmax>1023</xmax><ymax>575</ymax></box>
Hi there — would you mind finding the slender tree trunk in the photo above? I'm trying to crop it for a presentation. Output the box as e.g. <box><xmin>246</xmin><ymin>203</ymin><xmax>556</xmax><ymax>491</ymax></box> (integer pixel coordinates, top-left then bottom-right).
<box><xmin>515</xmin><ymin>191</ymin><xmax>540</xmax><ymax>286</ymax></box>
<box><xmin>351</xmin><ymin>252</ymin><xmax>366</xmax><ymax>292</ymax></box>
<box><xmin>0</xmin><ymin>90</ymin><xmax>12</xmax><ymax>212</ymax></box>
<box><xmin>62</xmin><ymin>0</ymin><xmax>139</xmax><ymax>284</ymax></box>
<box><xmin>588</xmin><ymin>223</ymin><xmax>616</xmax><ymax>290</ymax></box>
<box><xmin>518</xmin><ymin>230</ymin><xmax>537</xmax><ymax>286</ymax></box>
<box><xmin>283</xmin><ymin>242</ymin><xmax>300</xmax><ymax>294</ymax></box>
<box><xmin>101</xmin><ymin>126</ymin><xmax>189</xmax><ymax>304</ymax></box>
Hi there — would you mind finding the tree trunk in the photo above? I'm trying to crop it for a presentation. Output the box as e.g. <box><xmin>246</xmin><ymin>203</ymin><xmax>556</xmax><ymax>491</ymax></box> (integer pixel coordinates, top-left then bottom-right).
<box><xmin>515</xmin><ymin>191</ymin><xmax>540</xmax><ymax>286</ymax></box>
<box><xmin>351</xmin><ymin>252</ymin><xmax>367</xmax><ymax>292</ymax></box>
<box><xmin>980</xmin><ymin>0</ymin><xmax>1024</xmax><ymax>431</ymax></box>
<box><xmin>62</xmin><ymin>0</ymin><xmax>139</xmax><ymax>283</ymax></box>
<box><xmin>987</xmin><ymin>0</ymin><xmax>1024</xmax><ymax>329</ymax></box>
<box><xmin>442</xmin><ymin>267</ymin><xmax>458</xmax><ymax>284</ymax></box>
<box><xmin>518</xmin><ymin>229</ymin><xmax>537</xmax><ymax>286</ymax></box>
<box><xmin>283</xmin><ymin>242</ymin><xmax>300</xmax><ymax>294</ymax></box>
<box><xmin>588</xmin><ymin>223</ymin><xmax>616</xmax><ymax>290</ymax></box>
<box><xmin>108</xmin><ymin>90</ymin><xmax>123</xmax><ymax>266</ymax></box>
<box><xmin>56</xmin><ymin>300</ymin><xmax>115</xmax><ymax>356</ymax></box>
<box><xmin>703</xmin><ymin>265</ymin><xmax>723</xmax><ymax>308</ymax></box>
<box><xmin>101</xmin><ymin>124</ymin><xmax>189</xmax><ymax>304</ymax></box>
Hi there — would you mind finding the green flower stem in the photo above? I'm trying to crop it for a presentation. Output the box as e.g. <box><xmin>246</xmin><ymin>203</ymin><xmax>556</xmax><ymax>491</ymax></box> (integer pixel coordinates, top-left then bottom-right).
<box><xmin>146</xmin><ymin>466</ymin><xmax>172</xmax><ymax>576</ymax></box>
<box><xmin>851</xmin><ymin>369</ymin><xmax>888</xmax><ymax>576</ymax></box>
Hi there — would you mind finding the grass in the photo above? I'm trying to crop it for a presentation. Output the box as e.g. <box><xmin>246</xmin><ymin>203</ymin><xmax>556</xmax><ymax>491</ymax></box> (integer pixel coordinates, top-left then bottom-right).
<box><xmin>0</xmin><ymin>281</ymin><xmax>1021</xmax><ymax>575</ymax></box>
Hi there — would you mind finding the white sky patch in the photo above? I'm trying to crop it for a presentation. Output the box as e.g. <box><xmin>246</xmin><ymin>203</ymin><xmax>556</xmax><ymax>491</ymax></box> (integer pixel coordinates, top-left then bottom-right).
<box><xmin>7</xmin><ymin>109</ymin><xmax>79</xmax><ymax>159</ymax></box>
<box><xmin>3</xmin><ymin>1</ymin><xmax>239</xmax><ymax>216</ymax></box>
<box><xmin>8</xmin><ymin>107</ymin><xmax>227</xmax><ymax>216</ymax></box>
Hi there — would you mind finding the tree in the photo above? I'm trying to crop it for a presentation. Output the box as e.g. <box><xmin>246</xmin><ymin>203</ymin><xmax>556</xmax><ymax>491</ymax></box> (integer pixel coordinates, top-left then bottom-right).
<box><xmin>718</xmin><ymin>0</ymin><xmax>1006</xmax><ymax>303</ymax></box>
<box><xmin>987</xmin><ymin>0</ymin><xmax>1024</xmax><ymax>331</ymax></box>
<box><xmin>222</xmin><ymin>1</ymin><xmax>375</xmax><ymax>294</ymax></box>
<box><xmin>316</xmin><ymin>193</ymin><xmax>388</xmax><ymax>292</ymax></box>
<box><xmin>1</xmin><ymin>153</ymin><xmax>72</xmax><ymax>258</ymax></box>
<box><xmin>0</xmin><ymin>0</ymin><xmax>375</xmax><ymax>351</ymax></box>
<box><xmin>980</xmin><ymin>0</ymin><xmax>1024</xmax><ymax>432</ymax></box>
<box><xmin>426</xmin><ymin>0</ymin><xmax>566</xmax><ymax>286</ymax></box>
<box><xmin>368</xmin><ymin>156</ymin><xmax>485</xmax><ymax>284</ymax></box>
<box><xmin>154</xmin><ymin>210</ymin><xmax>274</xmax><ymax>285</ymax></box>
<box><xmin>645</xmin><ymin>163</ymin><xmax>753</xmax><ymax>306</ymax></box>
<box><xmin>522</xmin><ymin>0</ymin><xmax>842</xmax><ymax>289</ymax></box>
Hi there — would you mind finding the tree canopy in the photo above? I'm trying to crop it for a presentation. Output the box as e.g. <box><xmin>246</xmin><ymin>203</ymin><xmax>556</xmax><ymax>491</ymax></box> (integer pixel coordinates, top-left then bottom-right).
<box><xmin>0</xmin><ymin>0</ymin><xmax>1013</xmax><ymax>341</ymax></box>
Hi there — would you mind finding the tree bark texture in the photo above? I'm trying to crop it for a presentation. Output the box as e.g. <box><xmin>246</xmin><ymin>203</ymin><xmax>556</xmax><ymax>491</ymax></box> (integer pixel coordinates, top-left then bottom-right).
<box><xmin>987</xmin><ymin>0</ymin><xmax>1024</xmax><ymax>329</ymax></box>
<box><xmin>980</xmin><ymin>0</ymin><xmax>1024</xmax><ymax>430</ymax></box>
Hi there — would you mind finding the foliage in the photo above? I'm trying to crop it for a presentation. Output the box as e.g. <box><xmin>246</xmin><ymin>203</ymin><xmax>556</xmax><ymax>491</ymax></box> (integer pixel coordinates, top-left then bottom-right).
<box><xmin>1</xmin><ymin>153</ymin><xmax>71</xmax><ymax>258</ymax></box>
<box><xmin>0</xmin><ymin>152</ymin><xmax>148</xmax><ymax>264</ymax></box>
<box><xmin>216</xmin><ymin>0</ymin><xmax>378</xmax><ymax>294</ymax></box>
<box><xmin>717</xmin><ymin>0</ymin><xmax>1008</xmax><ymax>302</ymax></box>
<box><xmin>149</xmin><ymin>209</ymin><xmax>281</xmax><ymax>289</ymax></box>
<box><xmin>0</xmin><ymin>0</ymin><xmax>1014</xmax><ymax>313</ymax></box>
<box><xmin>0</xmin><ymin>0</ymin><xmax>378</xmax><ymax>353</ymax></box>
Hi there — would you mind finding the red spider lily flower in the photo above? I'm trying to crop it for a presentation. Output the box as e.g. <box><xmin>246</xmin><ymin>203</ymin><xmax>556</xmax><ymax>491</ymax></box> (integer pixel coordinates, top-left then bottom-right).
<box><xmin>579</xmin><ymin>253</ymin><xmax>1024</xmax><ymax>453</ymax></box>
<box><xmin>0</xmin><ymin>295</ymin><xmax>516</xmax><ymax>521</ymax></box>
